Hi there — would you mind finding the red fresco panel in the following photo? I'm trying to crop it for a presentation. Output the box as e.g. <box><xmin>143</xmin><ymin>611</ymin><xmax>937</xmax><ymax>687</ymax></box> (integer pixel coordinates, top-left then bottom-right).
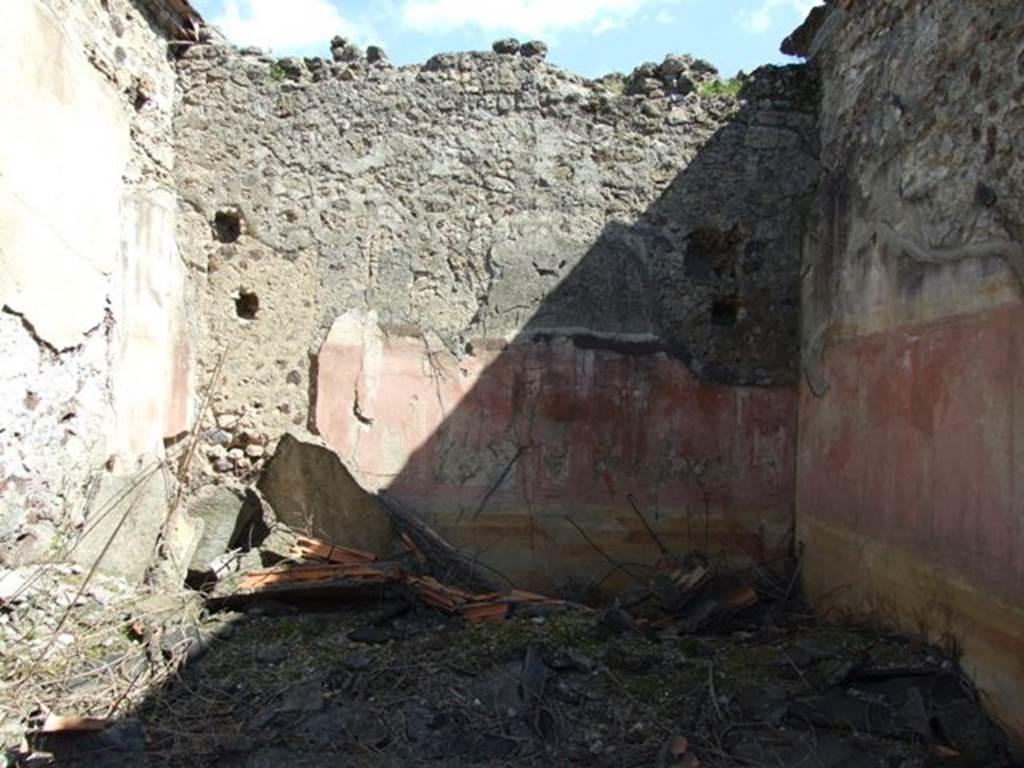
<box><xmin>800</xmin><ymin>303</ymin><xmax>1023</xmax><ymax>601</ymax></box>
<box><xmin>317</xmin><ymin>332</ymin><xmax>798</xmax><ymax>586</ymax></box>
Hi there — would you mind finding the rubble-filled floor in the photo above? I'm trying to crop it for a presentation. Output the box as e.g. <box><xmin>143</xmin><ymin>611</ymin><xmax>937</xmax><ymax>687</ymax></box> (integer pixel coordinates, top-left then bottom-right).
<box><xmin>3</xmin><ymin>562</ymin><xmax>1017</xmax><ymax>768</ymax></box>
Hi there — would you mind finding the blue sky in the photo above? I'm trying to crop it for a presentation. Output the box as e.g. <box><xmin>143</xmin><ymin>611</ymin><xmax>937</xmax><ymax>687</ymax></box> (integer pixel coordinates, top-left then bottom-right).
<box><xmin>190</xmin><ymin>0</ymin><xmax>821</xmax><ymax>79</ymax></box>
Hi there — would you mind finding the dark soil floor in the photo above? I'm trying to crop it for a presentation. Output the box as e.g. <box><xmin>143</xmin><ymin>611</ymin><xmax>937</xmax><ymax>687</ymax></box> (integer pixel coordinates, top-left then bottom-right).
<box><xmin>120</xmin><ymin>595</ymin><xmax>1017</xmax><ymax>768</ymax></box>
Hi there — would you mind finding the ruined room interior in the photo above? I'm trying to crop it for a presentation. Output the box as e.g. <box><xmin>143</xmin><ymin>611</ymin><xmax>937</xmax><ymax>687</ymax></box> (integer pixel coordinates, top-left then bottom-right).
<box><xmin>1</xmin><ymin>0</ymin><xmax>1023</xmax><ymax>765</ymax></box>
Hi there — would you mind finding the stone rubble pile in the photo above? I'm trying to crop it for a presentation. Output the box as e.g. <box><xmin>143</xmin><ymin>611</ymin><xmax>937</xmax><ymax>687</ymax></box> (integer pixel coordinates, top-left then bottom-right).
<box><xmin>0</xmin><ymin>561</ymin><xmax>211</xmax><ymax>763</ymax></box>
<box><xmin>201</xmin><ymin>408</ymin><xmax>270</xmax><ymax>479</ymax></box>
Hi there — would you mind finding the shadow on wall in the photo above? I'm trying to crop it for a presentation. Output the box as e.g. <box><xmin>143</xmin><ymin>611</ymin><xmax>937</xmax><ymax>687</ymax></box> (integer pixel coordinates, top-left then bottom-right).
<box><xmin>313</xmin><ymin>66</ymin><xmax>819</xmax><ymax>594</ymax></box>
<box><xmin>27</xmin><ymin>66</ymin><xmax>914</xmax><ymax>768</ymax></box>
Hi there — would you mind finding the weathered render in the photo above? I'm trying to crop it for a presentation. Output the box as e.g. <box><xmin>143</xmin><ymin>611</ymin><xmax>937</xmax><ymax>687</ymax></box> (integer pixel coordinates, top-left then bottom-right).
<box><xmin>3</xmin><ymin>0</ymin><xmax>1024</xmax><ymax>752</ymax></box>
<box><xmin>0</xmin><ymin>0</ymin><xmax>200</xmax><ymax>572</ymax></box>
<box><xmin>794</xmin><ymin>0</ymin><xmax>1024</xmax><ymax>741</ymax></box>
<box><xmin>174</xmin><ymin>46</ymin><xmax>818</xmax><ymax>588</ymax></box>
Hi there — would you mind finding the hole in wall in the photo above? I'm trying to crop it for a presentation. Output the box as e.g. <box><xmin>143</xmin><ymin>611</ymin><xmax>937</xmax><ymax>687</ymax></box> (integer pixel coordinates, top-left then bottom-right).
<box><xmin>235</xmin><ymin>290</ymin><xmax>260</xmax><ymax>320</ymax></box>
<box><xmin>711</xmin><ymin>297</ymin><xmax>746</xmax><ymax>327</ymax></box>
<box><xmin>133</xmin><ymin>84</ymin><xmax>150</xmax><ymax>112</ymax></box>
<box><xmin>214</xmin><ymin>209</ymin><xmax>243</xmax><ymax>243</ymax></box>
<box><xmin>975</xmin><ymin>181</ymin><xmax>998</xmax><ymax>208</ymax></box>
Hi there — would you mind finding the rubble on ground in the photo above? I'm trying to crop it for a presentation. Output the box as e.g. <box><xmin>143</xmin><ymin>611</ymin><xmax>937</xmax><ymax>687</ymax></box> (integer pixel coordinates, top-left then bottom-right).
<box><xmin>2</xmin><ymin>493</ymin><xmax>1017</xmax><ymax>766</ymax></box>
<box><xmin>0</xmin><ymin>561</ymin><xmax>217</xmax><ymax>766</ymax></box>
<box><xmin>0</xmin><ymin>424</ymin><xmax>1016</xmax><ymax>768</ymax></box>
<box><xmin>24</xmin><ymin>581</ymin><xmax>1011</xmax><ymax>767</ymax></box>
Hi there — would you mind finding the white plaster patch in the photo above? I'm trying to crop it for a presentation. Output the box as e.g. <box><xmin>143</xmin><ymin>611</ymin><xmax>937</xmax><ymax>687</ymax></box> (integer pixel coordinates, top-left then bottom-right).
<box><xmin>0</xmin><ymin>1</ymin><xmax>129</xmax><ymax>349</ymax></box>
<box><xmin>110</xmin><ymin>189</ymin><xmax>193</xmax><ymax>458</ymax></box>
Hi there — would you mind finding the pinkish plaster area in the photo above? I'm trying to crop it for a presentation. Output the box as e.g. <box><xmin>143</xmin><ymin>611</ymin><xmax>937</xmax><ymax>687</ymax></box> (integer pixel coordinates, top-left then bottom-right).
<box><xmin>316</xmin><ymin>311</ymin><xmax>797</xmax><ymax>591</ymax></box>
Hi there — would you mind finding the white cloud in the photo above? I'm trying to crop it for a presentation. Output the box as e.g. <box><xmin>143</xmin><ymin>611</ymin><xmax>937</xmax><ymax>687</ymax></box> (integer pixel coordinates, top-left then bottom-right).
<box><xmin>211</xmin><ymin>0</ymin><xmax>372</xmax><ymax>54</ymax></box>
<box><xmin>655</xmin><ymin>10</ymin><xmax>677</xmax><ymax>25</ymax></box>
<box><xmin>737</xmin><ymin>0</ymin><xmax>820</xmax><ymax>35</ymax></box>
<box><xmin>398</xmin><ymin>0</ymin><xmax>668</xmax><ymax>39</ymax></box>
<box><xmin>592</xmin><ymin>18</ymin><xmax>621</xmax><ymax>36</ymax></box>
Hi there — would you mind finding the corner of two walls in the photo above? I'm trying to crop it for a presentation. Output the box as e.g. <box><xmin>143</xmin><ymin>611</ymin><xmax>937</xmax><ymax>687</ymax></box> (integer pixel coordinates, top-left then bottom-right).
<box><xmin>0</xmin><ymin>0</ymin><xmax>197</xmax><ymax>579</ymax></box>
<box><xmin>796</xmin><ymin>0</ymin><xmax>1024</xmax><ymax>742</ymax></box>
<box><xmin>4</xmin><ymin>0</ymin><xmax>1022</xmax><ymax>746</ymax></box>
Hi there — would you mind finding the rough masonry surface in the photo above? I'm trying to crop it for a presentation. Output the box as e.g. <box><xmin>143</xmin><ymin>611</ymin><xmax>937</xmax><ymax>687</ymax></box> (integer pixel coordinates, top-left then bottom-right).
<box><xmin>173</xmin><ymin>44</ymin><xmax>819</xmax><ymax>452</ymax></box>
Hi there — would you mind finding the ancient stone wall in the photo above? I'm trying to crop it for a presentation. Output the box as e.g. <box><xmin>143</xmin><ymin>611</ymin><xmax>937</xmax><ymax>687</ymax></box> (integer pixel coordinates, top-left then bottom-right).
<box><xmin>795</xmin><ymin>0</ymin><xmax>1024</xmax><ymax>741</ymax></box>
<box><xmin>174</xmin><ymin>42</ymin><xmax>818</xmax><ymax>588</ymax></box>
<box><xmin>0</xmin><ymin>0</ymin><xmax>199</xmax><ymax>573</ymax></box>
<box><xmin>4</xmin><ymin>0</ymin><xmax>1024</xmax><ymax>749</ymax></box>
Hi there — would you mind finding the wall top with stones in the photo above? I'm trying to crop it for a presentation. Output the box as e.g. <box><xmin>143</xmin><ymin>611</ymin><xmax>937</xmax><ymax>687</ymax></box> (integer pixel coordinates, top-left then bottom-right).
<box><xmin>135</xmin><ymin>0</ymin><xmax>203</xmax><ymax>42</ymax></box>
<box><xmin>177</xmin><ymin>34</ymin><xmax>817</xmax><ymax>125</ymax></box>
<box><xmin>172</xmin><ymin>30</ymin><xmax>820</xmax><ymax>448</ymax></box>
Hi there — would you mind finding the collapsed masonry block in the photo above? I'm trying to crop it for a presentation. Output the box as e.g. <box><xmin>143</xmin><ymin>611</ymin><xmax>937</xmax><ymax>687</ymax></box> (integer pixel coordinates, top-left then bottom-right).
<box><xmin>257</xmin><ymin>433</ymin><xmax>393</xmax><ymax>555</ymax></box>
<box><xmin>73</xmin><ymin>464</ymin><xmax>172</xmax><ymax>584</ymax></box>
<box><xmin>186</xmin><ymin>485</ymin><xmax>266</xmax><ymax>583</ymax></box>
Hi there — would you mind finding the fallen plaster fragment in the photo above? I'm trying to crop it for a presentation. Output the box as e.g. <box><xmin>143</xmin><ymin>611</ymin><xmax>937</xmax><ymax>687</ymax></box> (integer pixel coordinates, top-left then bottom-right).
<box><xmin>256</xmin><ymin>432</ymin><xmax>393</xmax><ymax>554</ymax></box>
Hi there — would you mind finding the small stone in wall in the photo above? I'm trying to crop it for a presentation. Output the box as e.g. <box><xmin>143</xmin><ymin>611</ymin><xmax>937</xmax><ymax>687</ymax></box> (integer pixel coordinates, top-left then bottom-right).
<box><xmin>520</xmin><ymin>41</ymin><xmax>548</xmax><ymax>59</ymax></box>
<box><xmin>660</xmin><ymin>55</ymin><xmax>689</xmax><ymax>78</ymax></box>
<box><xmin>234</xmin><ymin>428</ymin><xmax>262</xmax><ymax>447</ymax></box>
<box><xmin>330</xmin><ymin>37</ymin><xmax>363</xmax><ymax>62</ymax></box>
<box><xmin>492</xmin><ymin>38</ymin><xmax>520</xmax><ymax>55</ymax></box>
<box><xmin>642</xmin><ymin>100</ymin><xmax>668</xmax><ymax>118</ymax></box>
<box><xmin>216</xmin><ymin>413</ymin><xmax>241</xmax><ymax>430</ymax></box>
<box><xmin>675</xmin><ymin>75</ymin><xmax>696</xmax><ymax>96</ymax></box>
<box><xmin>692</xmin><ymin>58</ymin><xmax>718</xmax><ymax>76</ymax></box>
<box><xmin>131</xmin><ymin>77</ymin><xmax>153</xmax><ymax>112</ymax></box>
<box><xmin>207</xmin><ymin>429</ymin><xmax>231</xmax><ymax>446</ymax></box>
<box><xmin>0</xmin><ymin>570</ymin><xmax>28</xmax><ymax>609</ymax></box>
<box><xmin>627</xmin><ymin>76</ymin><xmax>664</xmax><ymax>97</ymax></box>
<box><xmin>634</xmin><ymin>61</ymin><xmax>660</xmax><ymax>79</ymax></box>
<box><xmin>199</xmin><ymin>25</ymin><xmax>228</xmax><ymax>44</ymax></box>
<box><xmin>305</xmin><ymin>58</ymin><xmax>329</xmax><ymax>82</ymax></box>
<box><xmin>275</xmin><ymin>57</ymin><xmax>305</xmax><ymax>81</ymax></box>
<box><xmin>245</xmin><ymin>444</ymin><xmax>265</xmax><ymax>459</ymax></box>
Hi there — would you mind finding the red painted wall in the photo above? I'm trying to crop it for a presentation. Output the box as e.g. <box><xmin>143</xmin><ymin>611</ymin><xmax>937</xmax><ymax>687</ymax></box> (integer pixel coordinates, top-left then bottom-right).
<box><xmin>798</xmin><ymin>300</ymin><xmax>1024</xmax><ymax>739</ymax></box>
<box><xmin>800</xmin><ymin>302</ymin><xmax>1023</xmax><ymax>603</ymax></box>
<box><xmin>317</xmin><ymin>321</ymin><xmax>797</xmax><ymax>590</ymax></box>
